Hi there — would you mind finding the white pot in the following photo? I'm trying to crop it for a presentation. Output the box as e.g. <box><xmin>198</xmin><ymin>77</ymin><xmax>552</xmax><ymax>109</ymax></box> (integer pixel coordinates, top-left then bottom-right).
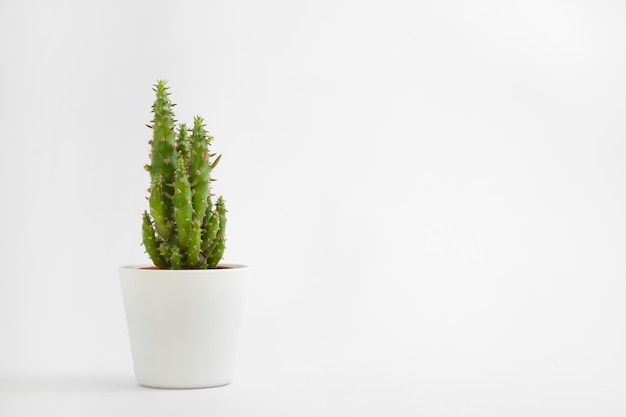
<box><xmin>119</xmin><ymin>264</ymin><xmax>249</xmax><ymax>389</ymax></box>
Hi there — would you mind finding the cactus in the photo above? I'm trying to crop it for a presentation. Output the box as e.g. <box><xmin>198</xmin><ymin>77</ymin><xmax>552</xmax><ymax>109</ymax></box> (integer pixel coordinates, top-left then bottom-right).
<box><xmin>142</xmin><ymin>80</ymin><xmax>227</xmax><ymax>269</ymax></box>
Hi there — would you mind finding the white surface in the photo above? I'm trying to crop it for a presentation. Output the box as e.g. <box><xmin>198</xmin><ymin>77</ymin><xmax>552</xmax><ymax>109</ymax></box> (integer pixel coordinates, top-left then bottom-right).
<box><xmin>119</xmin><ymin>266</ymin><xmax>249</xmax><ymax>388</ymax></box>
<box><xmin>1</xmin><ymin>368</ymin><xmax>623</xmax><ymax>417</ymax></box>
<box><xmin>1</xmin><ymin>0</ymin><xmax>626</xmax><ymax>415</ymax></box>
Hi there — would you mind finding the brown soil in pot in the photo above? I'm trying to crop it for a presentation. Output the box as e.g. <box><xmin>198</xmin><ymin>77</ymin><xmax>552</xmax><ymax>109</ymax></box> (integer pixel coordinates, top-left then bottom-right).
<box><xmin>139</xmin><ymin>265</ymin><xmax>233</xmax><ymax>270</ymax></box>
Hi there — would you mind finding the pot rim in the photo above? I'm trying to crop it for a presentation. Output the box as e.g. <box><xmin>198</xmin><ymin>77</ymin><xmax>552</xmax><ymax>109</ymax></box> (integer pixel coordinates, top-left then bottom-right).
<box><xmin>120</xmin><ymin>264</ymin><xmax>249</xmax><ymax>272</ymax></box>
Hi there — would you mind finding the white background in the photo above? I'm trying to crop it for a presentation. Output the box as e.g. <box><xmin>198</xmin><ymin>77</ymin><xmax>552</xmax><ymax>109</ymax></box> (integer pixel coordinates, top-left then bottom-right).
<box><xmin>1</xmin><ymin>0</ymin><xmax>626</xmax><ymax>415</ymax></box>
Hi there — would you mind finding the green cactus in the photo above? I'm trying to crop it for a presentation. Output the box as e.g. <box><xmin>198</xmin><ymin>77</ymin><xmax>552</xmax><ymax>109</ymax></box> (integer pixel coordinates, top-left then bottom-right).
<box><xmin>142</xmin><ymin>80</ymin><xmax>227</xmax><ymax>269</ymax></box>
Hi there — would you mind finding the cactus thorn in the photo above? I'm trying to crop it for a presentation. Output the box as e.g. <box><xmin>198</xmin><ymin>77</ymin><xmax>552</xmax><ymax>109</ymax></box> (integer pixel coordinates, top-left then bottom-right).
<box><xmin>210</xmin><ymin>154</ymin><xmax>221</xmax><ymax>170</ymax></box>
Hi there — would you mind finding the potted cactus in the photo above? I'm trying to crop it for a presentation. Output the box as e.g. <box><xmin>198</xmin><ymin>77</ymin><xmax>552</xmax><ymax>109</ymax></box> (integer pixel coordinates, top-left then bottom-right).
<box><xmin>119</xmin><ymin>80</ymin><xmax>249</xmax><ymax>389</ymax></box>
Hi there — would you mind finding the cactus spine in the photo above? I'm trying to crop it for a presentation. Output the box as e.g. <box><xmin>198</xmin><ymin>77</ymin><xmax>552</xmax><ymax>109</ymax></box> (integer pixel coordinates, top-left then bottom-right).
<box><xmin>142</xmin><ymin>80</ymin><xmax>227</xmax><ymax>269</ymax></box>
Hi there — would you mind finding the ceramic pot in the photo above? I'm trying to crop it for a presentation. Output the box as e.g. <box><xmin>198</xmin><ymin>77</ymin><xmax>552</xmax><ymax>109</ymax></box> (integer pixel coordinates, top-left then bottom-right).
<box><xmin>119</xmin><ymin>264</ymin><xmax>249</xmax><ymax>389</ymax></box>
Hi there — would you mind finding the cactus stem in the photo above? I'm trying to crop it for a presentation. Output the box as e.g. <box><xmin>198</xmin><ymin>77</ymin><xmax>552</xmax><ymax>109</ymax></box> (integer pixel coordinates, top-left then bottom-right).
<box><xmin>143</xmin><ymin>80</ymin><xmax>227</xmax><ymax>269</ymax></box>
